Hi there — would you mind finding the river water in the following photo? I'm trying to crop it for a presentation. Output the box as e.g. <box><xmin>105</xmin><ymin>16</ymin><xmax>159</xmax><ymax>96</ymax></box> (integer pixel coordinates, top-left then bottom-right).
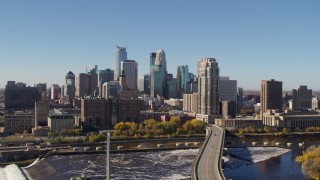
<box><xmin>25</xmin><ymin>149</ymin><xmax>198</xmax><ymax>180</ymax></box>
<box><xmin>224</xmin><ymin>135</ymin><xmax>320</xmax><ymax>180</ymax></box>
<box><xmin>2</xmin><ymin>136</ymin><xmax>319</xmax><ymax>180</ymax></box>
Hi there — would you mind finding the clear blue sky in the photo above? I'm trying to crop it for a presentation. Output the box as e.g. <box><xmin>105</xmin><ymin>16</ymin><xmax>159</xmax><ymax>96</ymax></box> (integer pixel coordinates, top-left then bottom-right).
<box><xmin>0</xmin><ymin>0</ymin><xmax>319</xmax><ymax>90</ymax></box>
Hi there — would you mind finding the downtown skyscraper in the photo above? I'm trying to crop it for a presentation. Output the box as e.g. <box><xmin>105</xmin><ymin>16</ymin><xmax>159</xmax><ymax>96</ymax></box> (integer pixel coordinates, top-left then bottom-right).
<box><xmin>292</xmin><ymin>85</ymin><xmax>312</xmax><ymax>111</ymax></box>
<box><xmin>150</xmin><ymin>50</ymin><xmax>167</xmax><ymax>98</ymax></box>
<box><xmin>260</xmin><ymin>79</ymin><xmax>283</xmax><ymax>118</ymax></box>
<box><xmin>114</xmin><ymin>46</ymin><xmax>127</xmax><ymax>81</ymax></box>
<box><xmin>65</xmin><ymin>71</ymin><xmax>76</xmax><ymax>100</ymax></box>
<box><xmin>197</xmin><ymin>58</ymin><xmax>220</xmax><ymax>122</ymax></box>
<box><xmin>177</xmin><ymin>65</ymin><xmax>190</xmax><ymax>98</ymax></box>
<box><xmin>121</xmin><ymin>60</ymin><xmax>138</xmax><ymax>90</ymax></box>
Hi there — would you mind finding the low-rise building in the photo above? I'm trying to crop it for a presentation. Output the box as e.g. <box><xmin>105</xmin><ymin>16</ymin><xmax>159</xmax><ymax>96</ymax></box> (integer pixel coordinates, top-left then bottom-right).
<box><xmin>215</xmin><ymin>117</ymin><xmax>263</xmax><ymax>130</ymax></box>
<box><xmin>140</xmin><ymin>111</ymin><xmax>169</xmax><ymax>121</ymax></box>
<box><xmin>4</xmin><ymin>114</ymin><xmax>35</xmax><ymax>134</ymax></box>
<box><xmin>262</xmin><ymin>109</ymin><xmax>320</xmax><ymax>129</ymax></box>
<box><xmin>196</xmin><ymin>114</ymin><xmax>222</xmax><ymax>124</ymax></box>
<box><xmin>164</xmin><ymin>99</ymin><xmax>183</xmax><ymax>109</ymax></box>
<box><xmin>48</xmin><ymin>114</ymin><xmax>74</xmax><ymax>133</ymax></box>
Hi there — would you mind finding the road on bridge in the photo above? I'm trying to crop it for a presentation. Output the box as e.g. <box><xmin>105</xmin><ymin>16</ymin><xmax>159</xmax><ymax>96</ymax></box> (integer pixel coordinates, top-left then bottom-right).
<box><xmin>195</xmin><ymin>124</ymin><xmax>225</xmax><ymax>180</ymax></box>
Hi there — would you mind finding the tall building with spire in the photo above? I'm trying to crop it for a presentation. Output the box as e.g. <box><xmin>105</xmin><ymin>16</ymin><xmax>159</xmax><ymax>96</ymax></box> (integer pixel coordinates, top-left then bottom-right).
<box><xmin>114</xmin><ymin>46</ymin><xmax>127</xmax><ymax>81</ymax></box>
<box><xmin>196</xmin><ymin>58</ymin><xmax>220</xmax><ymax>122</ymax></box>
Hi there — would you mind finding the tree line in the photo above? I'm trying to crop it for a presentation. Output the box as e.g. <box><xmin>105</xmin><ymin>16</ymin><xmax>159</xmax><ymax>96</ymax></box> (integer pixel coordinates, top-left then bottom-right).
<box><xmin>113</xmin><ymin>117</ymin><xmax>207</xmax><ymax>139</ymax></box>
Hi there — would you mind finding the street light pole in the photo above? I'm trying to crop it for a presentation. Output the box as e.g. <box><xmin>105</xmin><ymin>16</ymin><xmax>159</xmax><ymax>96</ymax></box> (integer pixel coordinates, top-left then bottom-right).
<box><xmin>106</xmin><ymin>132</ymin><xmax>110</xmax><ymax>180</ymax></box>
<box><xmin>100</xmin><ymin>130</ymin><xmax>114</xmax><ymax>180</ymax></box>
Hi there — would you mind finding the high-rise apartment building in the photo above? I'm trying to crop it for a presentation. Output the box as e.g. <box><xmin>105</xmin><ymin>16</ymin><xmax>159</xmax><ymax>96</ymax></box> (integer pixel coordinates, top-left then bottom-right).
<box><xmin>197</xmin><ymin>58</ymin><xmax>220</xmax><ymax>116</ymax></box>
<box><xmin>292</xmin><ymin>85</ymin><xmax>312</xmax><ymax>111</ymax></box>
<box><xmin>260</xmin><ymin>79</ymin><xmax>282</xmax><ymax>118</ymax></box>
<box><xmin>65</xmin><ymin>71</ymin><xmax>76</xmax><ymax>100</ymax></box>
<box><xmin>114</xmin><ymin>46</ymin><xmax>127</xmax><ymax>81</ymax></box>
<box><xmin>121</xmin><ymin>60</ymin><xmax>138</xmax><ymax>90</ymax></box>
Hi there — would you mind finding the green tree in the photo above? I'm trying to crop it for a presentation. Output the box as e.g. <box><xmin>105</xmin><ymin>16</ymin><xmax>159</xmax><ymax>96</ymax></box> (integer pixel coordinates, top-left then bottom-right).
<box><xmin>296</xmin><ymin>146</ymin><xmax>320</xmax><ymax>179</ymax></box>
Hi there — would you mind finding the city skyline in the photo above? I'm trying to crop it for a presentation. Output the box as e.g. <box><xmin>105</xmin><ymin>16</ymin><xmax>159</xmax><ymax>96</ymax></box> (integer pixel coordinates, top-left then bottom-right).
<box><xmin>1</xmin><ymin>1</ymin><xmax>320</xmax><ymax>90</ymax></box>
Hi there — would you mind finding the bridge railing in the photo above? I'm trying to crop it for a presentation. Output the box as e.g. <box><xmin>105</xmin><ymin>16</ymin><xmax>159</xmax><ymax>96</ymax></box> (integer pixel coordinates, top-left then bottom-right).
<box><xmin>191</xmin><ymin>126</ymin><xmax>212</xmax><ymax>180</ymax></box>
<box><xmin>215</xmin><ymin>125</ymin><xmax>226</xmax><ymax>180</ymax></box>
<box><xmin>192</xmin><ymin>125</ymin><xmax>226</xmax><ymax>180</ymax></box>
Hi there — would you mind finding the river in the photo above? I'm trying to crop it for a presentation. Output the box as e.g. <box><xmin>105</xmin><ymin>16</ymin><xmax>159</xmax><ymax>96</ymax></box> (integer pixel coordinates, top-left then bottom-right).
<box><xmin>2</xmin><ymin>135</ymin><xmax>319</xmax><ymax>180</ymax></box>
<box><xmin>224</xmin><ymin>135</ymin><xmax>320</xmax><ymax>180</ymax></box>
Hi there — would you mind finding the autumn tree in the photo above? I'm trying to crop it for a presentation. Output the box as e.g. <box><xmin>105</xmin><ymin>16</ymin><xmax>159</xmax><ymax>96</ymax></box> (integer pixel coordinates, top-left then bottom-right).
<box><xmin>169</xmin><ymin>116</ymin><xmax>181</xmax><ymax>132</ymax></box>
<box><xmin>190</xmin><ymin>119</ymin><xmax>207</xmax><ymax>133</ymax></box>
<box><xmin>296</xmin><ymin>146</ymin><xmax>320</xmax><ymax>179</ymax></box>
<box><xmin>183</xmin><ymin>120</ymin><xmax>194</xmax><ymax>134</ymax></box>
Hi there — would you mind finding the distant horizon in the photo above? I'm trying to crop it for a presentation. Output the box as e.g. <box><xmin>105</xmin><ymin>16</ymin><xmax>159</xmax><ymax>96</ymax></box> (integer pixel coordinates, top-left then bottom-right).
<box><xmin>1</xmin><ymin>1</ymin><xmax>319</xmax><ymax>90</ymax></box>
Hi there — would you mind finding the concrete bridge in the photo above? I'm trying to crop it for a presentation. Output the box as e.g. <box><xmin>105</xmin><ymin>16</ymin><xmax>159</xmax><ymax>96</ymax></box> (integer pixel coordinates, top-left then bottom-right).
<box><xmin>192</xmin><ymin>124</ymin><xmax>226</xmax><ymax>180</ymax></box>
